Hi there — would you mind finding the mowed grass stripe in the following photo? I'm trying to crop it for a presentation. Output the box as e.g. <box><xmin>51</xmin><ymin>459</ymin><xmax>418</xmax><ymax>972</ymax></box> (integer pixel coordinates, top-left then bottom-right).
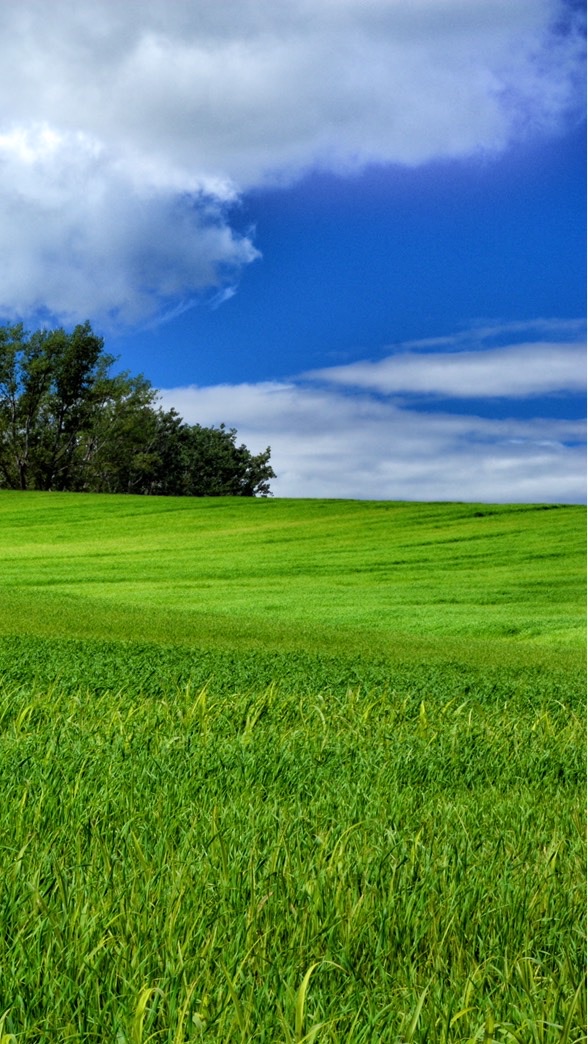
<box><xmin>0</xmin><ymin>493</ymin><xmax>584</xmax><ymax>651</ymax></box>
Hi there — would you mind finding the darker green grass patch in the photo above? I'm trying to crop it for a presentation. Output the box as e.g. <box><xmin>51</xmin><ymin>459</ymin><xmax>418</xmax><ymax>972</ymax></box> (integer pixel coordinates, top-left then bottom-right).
<box><xmin>0</xmin><ymin>672</ymin><xmax>584</xmax><ymax>1041</ymax></box>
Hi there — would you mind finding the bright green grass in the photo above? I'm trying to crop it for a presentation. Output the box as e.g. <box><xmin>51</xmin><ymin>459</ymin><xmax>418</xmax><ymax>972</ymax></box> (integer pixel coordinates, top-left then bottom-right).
<box><xmin>0</xmin><ymin>676</ymin><xmax>584</xmax><ymax>1042</ymax></box>
<box><xmin>0</xmin><ymin>492</ymin><xmax>584</xmax><ymax>1041</ymax></box>
<box><xmin>0</xmin><ymin>493</ymin><xmax>584</xmax><ymax>655</ymax></box>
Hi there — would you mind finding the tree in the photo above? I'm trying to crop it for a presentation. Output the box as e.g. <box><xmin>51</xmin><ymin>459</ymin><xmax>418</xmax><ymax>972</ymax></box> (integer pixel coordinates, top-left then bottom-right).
<box><xmin>0</xmin><ymin>321</ymin><xmax>116</xmax><ymax>491</ymax></box>
<box><xmin>73</xmin><ymin>370</ymin><xmax>161</xmax><ymax>494</ymax></box>
<box><xmin>167</xmin><ymin>421</ymin><xmax>275</xmax><ymax>498</ymax></box>
<box><xmin>0</xmin><ymin>322</ymin><xmax>275</xmax><ymax>497</ymax></box>
<box><xmin>101</xmin><ymin>411</ymin><xmax>275</xmax><ymax>498</ymax></box>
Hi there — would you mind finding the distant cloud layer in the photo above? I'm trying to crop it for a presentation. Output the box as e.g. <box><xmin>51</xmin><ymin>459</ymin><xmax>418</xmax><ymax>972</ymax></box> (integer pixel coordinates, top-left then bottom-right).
<box><xmin>0</xmin><ymin>0</ymin><xmax>583</xmax><ymax>323</ymax></box>
<box><xmin>160</xmin><ymin>324</ymin><xmax>587</xmax><ymax>502</ymax></box>
<box><xmin>306</xmin><ymin>341</ymin><xmax>586</xmax><ymax>398</ymax></box>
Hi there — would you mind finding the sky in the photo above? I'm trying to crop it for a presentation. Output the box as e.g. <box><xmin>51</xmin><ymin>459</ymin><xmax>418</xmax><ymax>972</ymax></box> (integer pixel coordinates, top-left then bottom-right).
<box><xmin>0</xmin><ymin>0</ymin><xmax>585</xmax><ymax>501</ymax></box>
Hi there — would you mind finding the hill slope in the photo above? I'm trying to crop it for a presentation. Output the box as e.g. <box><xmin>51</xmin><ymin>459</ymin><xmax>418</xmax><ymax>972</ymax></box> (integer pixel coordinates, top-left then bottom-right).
<box><xmin>0</xmin><ymin>493</ymin><xmax>584</xmax><ymax>659</ymax></box>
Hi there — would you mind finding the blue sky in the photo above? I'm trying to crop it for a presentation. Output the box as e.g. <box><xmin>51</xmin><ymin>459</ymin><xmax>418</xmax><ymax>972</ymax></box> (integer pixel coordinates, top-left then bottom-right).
<box><xmin>0</xmin><ymin>0</ymin><xmax>584</xmax><ymax>500</ymax></box>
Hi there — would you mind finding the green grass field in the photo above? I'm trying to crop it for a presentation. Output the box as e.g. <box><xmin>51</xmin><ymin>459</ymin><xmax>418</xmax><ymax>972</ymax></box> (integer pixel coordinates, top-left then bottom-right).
<box><xmin>0</xmin><ymin>493</ymin><xmax>585</xmax><ymax>1042</ymax></box>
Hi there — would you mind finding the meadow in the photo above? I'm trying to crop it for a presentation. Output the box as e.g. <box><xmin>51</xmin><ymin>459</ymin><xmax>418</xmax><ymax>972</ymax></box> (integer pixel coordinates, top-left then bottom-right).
<box><xmin>0</xmin><ymin>493</ymin><xmax>584</xmax><ymax>1042</ymax></box>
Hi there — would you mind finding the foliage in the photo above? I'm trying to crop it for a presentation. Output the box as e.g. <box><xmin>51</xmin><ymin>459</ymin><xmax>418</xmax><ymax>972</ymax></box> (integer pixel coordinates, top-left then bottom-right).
<box><xmin>0</xmin><ymin>322</ymin><xmax>275</xmax><ymax>496</ymax></box>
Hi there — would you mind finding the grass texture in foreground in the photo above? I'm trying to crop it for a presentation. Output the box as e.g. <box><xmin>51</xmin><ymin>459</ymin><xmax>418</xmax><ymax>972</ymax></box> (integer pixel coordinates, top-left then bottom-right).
<box><xmin>0</xmin><ymin>672</ymin><xmax>584</xmax><ymax>1043</ymax></box>
<box><xmin>0</xmin><ymin>493</ymin><xmax>584</xmax><ymax>1041</ymax></box>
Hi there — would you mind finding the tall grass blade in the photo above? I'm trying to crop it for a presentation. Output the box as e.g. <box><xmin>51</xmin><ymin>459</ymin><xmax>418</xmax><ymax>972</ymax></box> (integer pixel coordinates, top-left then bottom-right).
<box><xmin>295</xmin><ymin>963</ymin><xmax>320</xmax><ymax>1040</ymax></box>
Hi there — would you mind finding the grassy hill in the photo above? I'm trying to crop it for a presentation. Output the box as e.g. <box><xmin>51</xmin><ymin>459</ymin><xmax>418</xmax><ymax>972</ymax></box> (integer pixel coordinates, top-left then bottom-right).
<box><xmin>0</xmin><ymin>492</ymin><xmax>584</xmax><ymax>653</ymax></box>
<box><xmin>0</xmin><ymin>493</ymin><xmax>584</xmax><ymax>1042</ymax></box>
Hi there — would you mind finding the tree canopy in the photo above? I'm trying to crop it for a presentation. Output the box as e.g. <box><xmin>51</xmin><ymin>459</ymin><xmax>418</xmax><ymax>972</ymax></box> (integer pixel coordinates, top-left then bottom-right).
<box><xmin>0</xmin><ymin>322</ymin><xmax>275</xmax><ymax>496</ymax></box>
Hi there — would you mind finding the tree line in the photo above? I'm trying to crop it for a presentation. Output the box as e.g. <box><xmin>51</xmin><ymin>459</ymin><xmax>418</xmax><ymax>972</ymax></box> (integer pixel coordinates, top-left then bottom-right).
<box><xmin>0</xmin><ymin>322</ymin><xmax>275</xmax><ymax>496</ymax></box>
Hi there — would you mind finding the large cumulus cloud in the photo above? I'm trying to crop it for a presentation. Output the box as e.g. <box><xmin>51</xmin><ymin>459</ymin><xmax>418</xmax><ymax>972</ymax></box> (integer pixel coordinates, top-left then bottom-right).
<box><xmin>0</xmin><ymin>125</ymin><xmax>257</xmax><ymax>325</ymax></box>
<box><xmin>0</xmin><ymin>0</ymin><xmax>583</xmax><ymax>323</ymax></box>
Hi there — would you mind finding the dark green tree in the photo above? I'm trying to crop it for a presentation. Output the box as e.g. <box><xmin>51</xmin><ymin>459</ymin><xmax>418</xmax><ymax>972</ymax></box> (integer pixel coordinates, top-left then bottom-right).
<box><xmin>170</xmin><ymin>422</ymin><xmax>275</xmax><ymax>497</ymax></box>
<box><xmin>73</xmin><ymin>371</ymin><xmax>160</xmax><ymax>494</ymax></box>
<box><xmin>0</xmin><ymin>321</ymin><xmax>275</xmax><ymax>497</ymax></box>
<box><xmin>0</xmin><ymin>321</ymin><xmax>114</xmax><ymax>490</ymax></box>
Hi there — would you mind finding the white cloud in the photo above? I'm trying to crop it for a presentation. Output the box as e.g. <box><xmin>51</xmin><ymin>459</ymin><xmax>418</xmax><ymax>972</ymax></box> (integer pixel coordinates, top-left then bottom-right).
<box><xmin>0</xmin><ymin>125</ymin><xmax>257</xmax><ymax>325</ymax></box>
<box><xmin>0</xmin><ymin>0</ymin><xmax>583</xmax><ymax>322</ymax></box>
<box><xmin>2</xmin><ymin>1</ymin><xmax>583</xmax><ymax>181</ymax></box>
<box><xmin>158</xmin><ymin>335</ymin><xmax>587</xmax><ymax>503</ymax></box>
<box><xmin>306</xmin><ymin>340</ymin><xmax>587</xmax><ymax>398</ymax></box>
